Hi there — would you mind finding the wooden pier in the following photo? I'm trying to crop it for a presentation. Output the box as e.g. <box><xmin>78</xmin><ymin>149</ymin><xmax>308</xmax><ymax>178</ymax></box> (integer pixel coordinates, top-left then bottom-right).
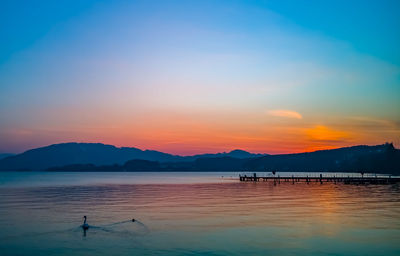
<box><xmin>239</xmin><ymin>173</ymin><xmax>400</xmax><ymax>185</ymax></box>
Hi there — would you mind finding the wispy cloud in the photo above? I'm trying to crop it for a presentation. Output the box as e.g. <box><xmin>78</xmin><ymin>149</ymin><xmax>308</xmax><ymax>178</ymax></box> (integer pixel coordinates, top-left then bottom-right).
<box><xmin>268</xmin><ymin>109</ymin><xmax>302</xmax><ymax>119</ymax></box>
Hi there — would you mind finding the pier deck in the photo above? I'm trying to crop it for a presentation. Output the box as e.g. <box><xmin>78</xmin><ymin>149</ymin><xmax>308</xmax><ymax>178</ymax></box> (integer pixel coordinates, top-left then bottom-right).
<box><xmin>239</xmin><ymin>174</ymin><xmax>400</xmax><ymax>184</ymax></box>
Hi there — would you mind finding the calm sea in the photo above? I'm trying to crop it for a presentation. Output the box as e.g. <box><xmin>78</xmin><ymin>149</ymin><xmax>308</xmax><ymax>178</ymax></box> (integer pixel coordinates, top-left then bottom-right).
<box><xmin>0</xmin><ymin>172</ymin><xmax>399</xmax><ymax>256</ymax></box>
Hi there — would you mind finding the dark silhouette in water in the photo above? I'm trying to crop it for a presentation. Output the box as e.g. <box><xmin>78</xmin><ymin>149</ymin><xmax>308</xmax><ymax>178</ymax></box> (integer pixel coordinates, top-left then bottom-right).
<box><xmin>82</xmin><ymin>216</ymin><xmax>89</xmax><ymax>230</ymax></box>
<box><xmin>2</xmin><ymin>217</ymin><xmax>147</xmax><ymax>240</ymax></box>
<box><xmin>81</xmin><ymin>216</ymin><xmax>89</xmax><ymax>236</ymax></box>
<box><xmin>79</xmin><ymin>216</ymin><xmax>147</xmax><ymax>237</ymax></box>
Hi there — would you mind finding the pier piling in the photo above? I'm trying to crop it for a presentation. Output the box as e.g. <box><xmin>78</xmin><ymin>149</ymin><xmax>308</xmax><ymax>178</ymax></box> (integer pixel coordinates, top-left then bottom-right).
<box><xmin>238</xmin><ymin>173</ymin><xmax>399</xmax><ymax>184</ymax></box>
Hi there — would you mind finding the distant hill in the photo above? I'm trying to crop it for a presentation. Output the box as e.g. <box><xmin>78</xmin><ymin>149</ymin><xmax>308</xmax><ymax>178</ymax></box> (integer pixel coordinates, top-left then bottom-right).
<box><xmin>0</xmin><ymin>153</ymin><xmax>14</xmax><ymax>160</ymax></box>
<box><xmin>0</xmin><ymin>143</ymin><xmax>264</xmax><ymax>171</ymax></box>
<box><xmin>191</xmin><ymin>149</ymin><xmax>266</xmax><ymax>159</ymax></box>
<box><xmin>0</xmin><ymin>142</ymin><xmax>398</xmax><ymax>174</ymax></box>
<box><xmin>168</xmin><ymin>143</ymin><xmax>400</xmax><ymax>173</ymax></box>
<box><xmin>244</xmin><ymin>143</ymin><xmax>400</xmax><ymax>174</ymax></box>
<box><xmin>0</xmin><ymin>143</ymin><xmax>181</xmax><ymax>171</ymax></box>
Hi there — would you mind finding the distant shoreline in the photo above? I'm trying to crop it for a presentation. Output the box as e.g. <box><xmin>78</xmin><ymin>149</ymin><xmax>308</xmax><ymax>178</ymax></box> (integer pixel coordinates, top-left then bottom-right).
<box><xmin>0</xmin><ymin>142</ymin><xmax>399</xmax><ymax>175</ymax></box>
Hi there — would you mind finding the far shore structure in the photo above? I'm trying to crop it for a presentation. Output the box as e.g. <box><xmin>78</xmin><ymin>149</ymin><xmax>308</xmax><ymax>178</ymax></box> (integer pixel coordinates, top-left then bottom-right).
<box><xmin>239</xmin><ymin>173</ymin><xmax>399</xmax><ymax>185</ymax></box>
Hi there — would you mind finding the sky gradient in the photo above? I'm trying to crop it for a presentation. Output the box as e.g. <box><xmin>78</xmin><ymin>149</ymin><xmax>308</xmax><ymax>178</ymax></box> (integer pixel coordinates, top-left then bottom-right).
<box><xmin>1</xmin><ymin>0</ymin><xmax>399</xmax><ymax>155</ymax></box>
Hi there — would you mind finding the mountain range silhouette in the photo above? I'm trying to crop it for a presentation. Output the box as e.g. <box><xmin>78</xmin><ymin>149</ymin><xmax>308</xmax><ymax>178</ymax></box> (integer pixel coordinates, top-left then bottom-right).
<box><xmin>0</xmin><ymin>142</ymin><xmax>398</xmax><ymax>174</ymax></box>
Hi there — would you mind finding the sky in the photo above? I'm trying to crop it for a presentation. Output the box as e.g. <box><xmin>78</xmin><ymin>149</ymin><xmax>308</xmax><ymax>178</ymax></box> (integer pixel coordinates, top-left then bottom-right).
<box><xmin>0</xmin><ymin>0</ymin><xmax>399</xmax><ymax>155</ymax></box>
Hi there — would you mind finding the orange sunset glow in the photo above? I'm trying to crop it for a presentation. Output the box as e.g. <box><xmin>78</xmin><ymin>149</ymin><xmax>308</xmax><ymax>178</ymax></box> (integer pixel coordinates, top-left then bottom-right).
<box><xmin>0</xmin><ymin>0</ymin><xmax>399</xmax><ymax>155</ymax></box>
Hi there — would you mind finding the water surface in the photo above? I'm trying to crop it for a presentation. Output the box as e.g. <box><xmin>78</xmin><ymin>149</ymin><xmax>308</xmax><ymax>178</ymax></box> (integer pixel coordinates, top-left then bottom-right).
<box><xmin>0</xmin><ymin>172</ymin><xmax>399</xmax><ymax>256</ymax></box>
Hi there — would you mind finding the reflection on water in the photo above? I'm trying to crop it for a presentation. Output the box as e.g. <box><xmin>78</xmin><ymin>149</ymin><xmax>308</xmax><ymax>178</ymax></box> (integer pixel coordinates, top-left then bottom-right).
<box><xmin>0</xmin><ymin>172</ymin><xmax>399</xmax><ymax>256</ymax></box>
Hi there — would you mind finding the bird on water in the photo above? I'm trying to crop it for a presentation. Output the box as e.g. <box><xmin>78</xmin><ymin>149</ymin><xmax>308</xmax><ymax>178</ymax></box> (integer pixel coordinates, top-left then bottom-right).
<box><xmin>81</xmin><ymin>216</ymin><xmax>137</xmax><ymax>231</ymax></box>
<box><xmin>82</xmin><ymin>216</ymin><xmax>89</xmax><ymax>230</ymax></box>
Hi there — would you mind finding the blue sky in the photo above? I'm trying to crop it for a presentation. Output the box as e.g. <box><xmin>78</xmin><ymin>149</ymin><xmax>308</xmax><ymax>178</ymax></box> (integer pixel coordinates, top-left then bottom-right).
<box><xmin>0</xmin><ymin>0</ymin><xmax>399</xmax><ymax>154</ymax></box>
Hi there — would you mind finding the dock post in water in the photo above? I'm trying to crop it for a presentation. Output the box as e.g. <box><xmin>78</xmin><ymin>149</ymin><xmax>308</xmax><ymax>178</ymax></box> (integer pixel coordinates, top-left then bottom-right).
<box><xmin>238</xmin><ymin>173</ymin><xmax>399</xmax><ymax>184</ymax></box>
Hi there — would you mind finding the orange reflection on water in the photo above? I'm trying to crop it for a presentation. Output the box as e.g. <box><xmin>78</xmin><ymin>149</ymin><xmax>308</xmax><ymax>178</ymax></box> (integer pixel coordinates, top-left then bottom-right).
<box><xmin>1</xmin><ymin>176</ymin><xmax>399</xmax><ymax>255</ymax></box>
